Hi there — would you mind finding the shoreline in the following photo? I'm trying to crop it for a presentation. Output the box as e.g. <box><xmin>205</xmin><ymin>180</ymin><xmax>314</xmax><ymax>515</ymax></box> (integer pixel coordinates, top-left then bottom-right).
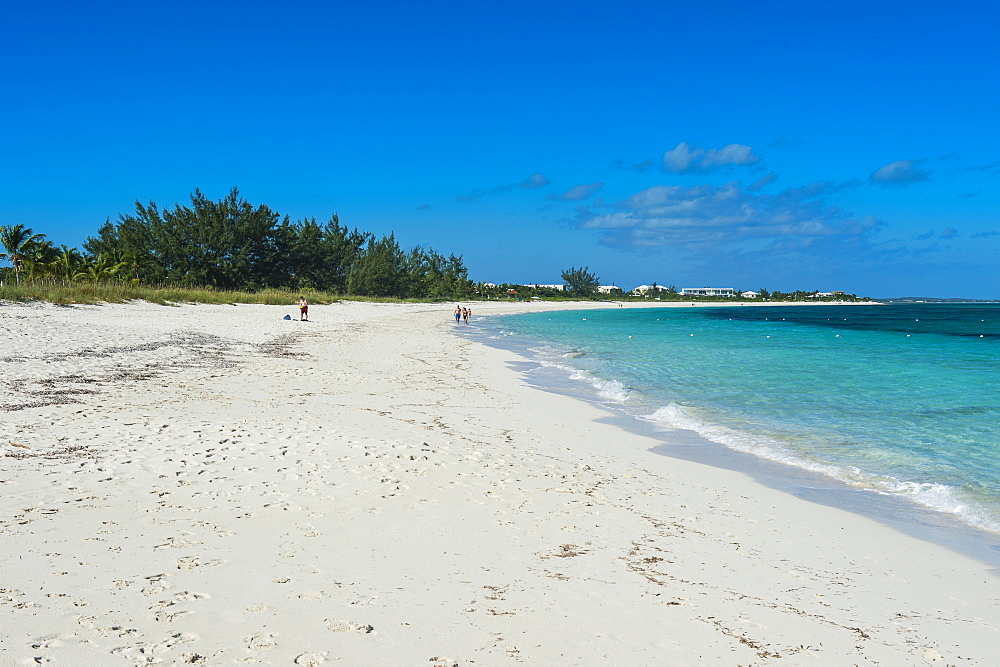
<box><xmin>3</xmin><ymin>300</ymin><xmax>999</xmax><ymax>664</ymax></box>
<box><xmin>466</xmin><ymin>305</ymin><xmax>1000</xmax><ymax>570</ymax></box>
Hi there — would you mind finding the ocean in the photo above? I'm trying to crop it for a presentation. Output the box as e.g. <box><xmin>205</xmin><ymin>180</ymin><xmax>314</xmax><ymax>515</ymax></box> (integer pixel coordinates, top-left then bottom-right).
<box><xmin>472</xmin><ymin>303</ymin><xmax>1000</xmax><ymax>543</ymax></box>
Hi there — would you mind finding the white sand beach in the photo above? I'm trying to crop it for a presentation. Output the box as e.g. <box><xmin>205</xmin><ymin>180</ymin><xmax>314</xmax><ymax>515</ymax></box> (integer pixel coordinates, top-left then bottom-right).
<box><xmin>2</xmin><ymin>299</ymin><xmax>998</xmax><ymax>665</ymax></box>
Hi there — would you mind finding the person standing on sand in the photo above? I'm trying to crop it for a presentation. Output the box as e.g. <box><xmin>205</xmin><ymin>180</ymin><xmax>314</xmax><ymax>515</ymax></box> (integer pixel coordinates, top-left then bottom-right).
<box><xmin>454</xmin><ymin>305</ymin><xmax>462</xmax><ymax>324</ymax></box>
<box><xmin>299</xmin><ymin>296</ymin><xmax>309</xmax><ymax>321</ymax></box>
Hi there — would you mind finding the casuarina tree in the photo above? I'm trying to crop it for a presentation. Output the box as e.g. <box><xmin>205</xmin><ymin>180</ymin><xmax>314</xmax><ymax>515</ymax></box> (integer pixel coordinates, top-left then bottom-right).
<box><xmin>561</xmin><ymin>265</ymin><xmax>600</xmax><ymax>298</ymax></box>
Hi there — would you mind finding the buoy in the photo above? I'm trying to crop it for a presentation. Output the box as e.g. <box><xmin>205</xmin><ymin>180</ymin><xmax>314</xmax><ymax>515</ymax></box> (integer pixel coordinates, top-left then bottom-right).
<box><xmin>690</xmin><ymin>334</ymin><xmax>694</xmax><ymax>336</ymax></box>
<box><xmin>628</xmin><ymin>335</ymin><xmax>632</xmax><ymax>338</ymax></box>
<box><xmin>835</xmin><ymin>334</ymin><xmax>841</xmax><ymax>337</ymax></box>
<box><xmin>906</xmin><ymin>334</ymin><xmax>910</xmax><ymax>337</ymax></box>
<box><xmin>766</xmin><ymin>335</ymin><xmax>770</xmax><ymax>338</ymax></box>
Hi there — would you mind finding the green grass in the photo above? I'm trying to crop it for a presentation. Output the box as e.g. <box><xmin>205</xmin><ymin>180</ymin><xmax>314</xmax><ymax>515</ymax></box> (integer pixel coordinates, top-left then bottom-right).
<box><xmin>0</xmin><ymin>281</ymin><xmax>476</xmax><ymax>306</ymax></box>
<box><xmin>0</xmin><ymin>281</ymin><xmax>346</xmax><ymax>306</ymax></box>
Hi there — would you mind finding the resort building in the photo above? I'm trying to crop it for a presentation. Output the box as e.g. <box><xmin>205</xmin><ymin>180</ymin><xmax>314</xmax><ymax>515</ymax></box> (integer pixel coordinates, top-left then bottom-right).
<box><xmin>741</xmin><ymin>290</ymin><xmax>760</xmax><ymax>298</ymax></box>
<box><xmin>680</xmin><ymin>287</ymin><xmax>736</xmax><ymax>297</ymax></box>
<box><xmin>522</xmin><ymin>284</ymin><xmax>565</xmax><ymax>291</ymax></box>
<box><xmin>630</xmin><ymin>284</ymin><xmax>670</xmax><ymax>296</ymax></box>
<box><xmin>597</xmin><ymin>285</ymin><xmax>621</xmax><ymax>294</ymax></box>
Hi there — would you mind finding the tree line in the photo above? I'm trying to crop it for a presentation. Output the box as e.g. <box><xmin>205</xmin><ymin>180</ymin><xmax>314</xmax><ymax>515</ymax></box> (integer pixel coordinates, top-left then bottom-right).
<box><xmin>0</xmin><ymin>188</ymin><xmax>473</xmax><ymax>299</ymax></box>
<box><xmin>475</xmin><ymin>267</ymin><xmax>866</xmax><ymax>302</ymax></box>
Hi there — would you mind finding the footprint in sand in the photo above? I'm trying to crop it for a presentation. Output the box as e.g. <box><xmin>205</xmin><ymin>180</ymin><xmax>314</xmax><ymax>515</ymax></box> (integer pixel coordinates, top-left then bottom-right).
<box><xmin>154</xmin><ymin>609</ymin><xmax>191</xmax><ymax>623</ymax></box>
<box><xmin>180</xmin><ymin>651</ymin><xmax>209</xmax><ymax>664</ymax></box>
<box><xmin>174</xmin><ymin>591</ymin><xmax>211</xmax><ymax>601</ymax></box>
<box><xmin>295</xmin><ymin>652</ymin><xmax>329</xmax><ymax>666</ymax></box>
<box><xmin>142</xmin><ymin>573</ymin><xmax>170</xmax><ymax>595</ymax></box>
<box><xmin>246</xmin><ymin>633</ymin><xmax>276</xmax><ymax>650</ymax></box>
<box><xmin>154</xmin><ymin>536</ymin><xmax>201</xmax><ymax>550</ymax></box>
<box><xmin>326</xmin><ymin>619</ymin><xmax>373</xmax><ymax>633</ymax></box>
<box><xmin>176</xmin><ymin>556</ymin><xmax>199</xmax><ymax>570</ymax></box>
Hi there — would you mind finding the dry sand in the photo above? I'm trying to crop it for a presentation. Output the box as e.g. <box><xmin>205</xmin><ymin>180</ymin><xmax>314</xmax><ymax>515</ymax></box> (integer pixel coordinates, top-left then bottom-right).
<box><xmin>2</xmin><ymin>299</ymin><xmax>998</xmax><ymax>665</ymax></box>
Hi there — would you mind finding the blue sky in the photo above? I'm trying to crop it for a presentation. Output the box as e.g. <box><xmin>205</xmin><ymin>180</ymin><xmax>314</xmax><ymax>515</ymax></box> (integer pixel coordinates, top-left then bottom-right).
<box><xmin>2</xmin><ymin>0</ymin><xmax>997</xmax><ymax>298</ymax></box>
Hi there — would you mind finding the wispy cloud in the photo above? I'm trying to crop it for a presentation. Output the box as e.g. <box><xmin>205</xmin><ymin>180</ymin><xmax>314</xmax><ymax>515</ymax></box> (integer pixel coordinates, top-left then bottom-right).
<box><xmin>939</xmin><ymin>227</ymin><xmax>960</xmax><ymax>239</ymax></box>
<box><xmin>456</xmin><ymin>189</ymin><xmax>489</xmax><ymax>203</ymax></box>
<box><xmin>572</xmin><ymin>181</ymin><xmax>882</xmax><ymax>253</ymax></box>
<box><xmin>613</xmin><ymin>158</ymin><xmax>655</xmax><ymax>172</ymax></box>
<box><xmin>956</xmin><ymin>160</ymin><xmax>1000</xmax><ymax>175</ymax></box>
<box><xmin>519</xmin><ymin>173</ymin><xmax>551</xmax><ymax>189</ymax></box>
<box><xmin>971</xmin><ymin>230</ymin><xmax>999</xmax><ymax>239</ymax></box>
<box><xmin>547</xmin><ymin>182</ymin><xmax>604</xmax><ymax>201</ymax></box>
<box><xmin>457</xmin><ymin>172</ymin><xmax>551</xmax><ymax>203</ymax></box>
<box><xmin>416</xmin><ymin>203</ymin><xmax>431</xmax><ymax>211</ymax></box>
<box><xmin>748</xmin><ymin>172</ymin><xmax>778</xmax><ymax>191</ymax></box>
<box><xmin>662</xmin><ymin>142</ymin><xmax>760</xmax><ymax>173</ymax></box>
<box><xmin>870</xmin><ymin>159</ymin><xmax>929</xmax><ymax>185</ymax></box>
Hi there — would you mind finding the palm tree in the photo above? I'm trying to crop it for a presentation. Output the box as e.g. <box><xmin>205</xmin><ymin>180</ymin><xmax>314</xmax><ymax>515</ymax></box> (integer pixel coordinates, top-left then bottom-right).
<box><xmin>50</xmin><ymin>245</ymin><xmax>84</xmax><ymax>282</ymax></box>
<box><xmin>73</xmin><ymin>253</ymin><xmax>128</xmax><ymax>283</ymax></box>
<box><xmin>20</xmin><ymin>239</ymin><xmax>58</xmax><ymax>281</ymax></box>
<box><xmin>0</xmin><ymin>224</ymin><xmax>45</xmax><ymax>285</ymax></box>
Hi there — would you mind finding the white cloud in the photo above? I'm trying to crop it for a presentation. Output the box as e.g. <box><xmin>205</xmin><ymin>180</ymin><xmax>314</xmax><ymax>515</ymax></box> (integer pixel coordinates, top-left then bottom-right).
<box><xmin>662</xmin><ymin>141</ymin><xmax>760</xmax><ymax>173</ymax></box>
<box><xmin>575</xmin><ymin>181</ymin><xmax>882</xmax><ymax>252</ymax></box>
<box><xmin>519</xmin><ymin>173</ymin><xmax>551</xmax><ymax>189</ymax></box>
<box><xmin>547</xmin><ymin>182</ymin><xmax>604</xmax><ymax>201</ymax></box>
<box><xmin>701</xmin><ymin>144</ymin><xmax>759</xmax><ymax>168</ymax></box>
<box><xmin>870</xmin><ymin>159</ymin><xmax>929</xmax><ymax>185</ymax></box>
<box><xmin>662</xmin><ymin>142</ymin><xmax>701</xmax><ymax>172</ymax></box>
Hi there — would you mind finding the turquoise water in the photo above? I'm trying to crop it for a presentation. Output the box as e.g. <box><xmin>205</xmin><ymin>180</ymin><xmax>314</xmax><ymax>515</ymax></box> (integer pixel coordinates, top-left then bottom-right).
<box><xmin>484</xmin><ymin>304</ymin><xmax>1000</xmax><ymax>533</ymax></box>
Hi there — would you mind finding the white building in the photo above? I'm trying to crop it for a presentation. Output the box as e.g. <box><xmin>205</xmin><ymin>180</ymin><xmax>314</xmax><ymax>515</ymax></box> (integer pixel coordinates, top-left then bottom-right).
<box><xmin>630</xmin><ymin>284</ymin><xmax>669</xmax><ymax>296</ymax></box>
<box><xmin>741</xmin><ymin>290</ymin><xmax>760</xmax><ymax>298</ymax></box>
<box><xmin>522</xmin><ymin>284</ymin><xmax>565</xmax><ymax>291</ymax></box>
<box><xmin>597</xmin><ymin>285</ymin><xmax>621</xmax><ymax>294</ymax></box>
<box><xmin>680</xmin><ymin>287</ymin><xmax>736</xmax><ymax>297</ymax></box>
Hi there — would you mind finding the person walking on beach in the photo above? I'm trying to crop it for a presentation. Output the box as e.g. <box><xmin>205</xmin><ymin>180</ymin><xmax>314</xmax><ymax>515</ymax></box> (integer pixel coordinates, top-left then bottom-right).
<box><xmin>299</xmin><ymin>296</ymin><xmax>309</xmax><ymax>321</ymax></box>
<box><xmin>462</xmin><ymin>307</ymin><xmax>470</xmax><ymax>324</ymax></box>
<box><xmin>454</xmin><ymin>304</ymin><xmax>462</xmax><ymax>324</ymax></box>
